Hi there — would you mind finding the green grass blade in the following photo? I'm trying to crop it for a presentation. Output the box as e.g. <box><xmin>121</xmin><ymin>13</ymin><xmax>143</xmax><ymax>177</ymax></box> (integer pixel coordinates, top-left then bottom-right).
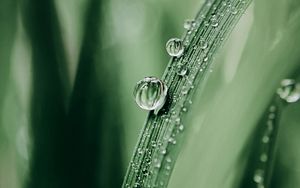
<box><xmin>123</xmin><ymin>0</ymin><xmax>252</xmax><ymax>187</ymax></box>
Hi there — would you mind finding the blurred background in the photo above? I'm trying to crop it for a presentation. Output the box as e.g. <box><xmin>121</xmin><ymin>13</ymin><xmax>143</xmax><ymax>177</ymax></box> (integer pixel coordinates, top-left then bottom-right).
<box><xmin>1</xmin><ymin>0</ymin><xmax>300</xmax><ymax>188</ymax></box>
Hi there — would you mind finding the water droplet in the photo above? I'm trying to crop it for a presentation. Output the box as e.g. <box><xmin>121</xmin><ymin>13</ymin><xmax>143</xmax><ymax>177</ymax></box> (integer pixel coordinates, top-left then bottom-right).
<box><xmin>181</xmin><ymin>86</ymin><xmax>189</xmax><ymax>95</ymax></box>
<box><xmin>166</xmin><ymin>38</ymin><xmax>184</xmax><ymax>57</ymax></box>
<box><xmin>262</xmin><ymin>136</ymin><xmax>270</xmax><ymax>143</ymax></box>
<box><xmin>151</xmin><ymin>140</ymin><xmax>157</xmax><ymax>147</ymax></box>
<box><xmin>210</xmin><ymin>15</ymin><xmax>219</xmax><ymax>27</ymax></box>
<box><xmin>199</xmin><ymin>39</ymin><xmax>208</xmax><ymax>49</ymax></box>
<box><xmin>176</xmin><ymin>64</ymin><xmax>188</xmax><ymax>76</ymax></box>
<box><xmin>168</xmin><ymin>137</ymin><xmax>176</xmax><ymax>144</ymax></box>
<box><xmin>253</xmin><ymin>169</ymin><xmax>264</xmax><ymax>184</ymax></box>
<box><xmin>183</xmin><ymin>19</ymin><xmax>196</xmax><ymax>30</ymax></box>
<box><xmin>137</xmin><ymin>148</ymin><xmax>144</xmax><ymax>155</ymax></box>
<box><xmin>260</xmin><ymin>153</ymin><xmax>268</xmax><ymax>162</ymax></box>
<box><xmin>166</xmin><ymin>156</ymin><xmax>172</xmax><ymax>163</ymax></box>
<box><xmin>175</xmin><ymin>117</ymin><xmax>180</xmax><ymax>125</ymax></box>
<box><xmin>269</xmin><ymin>105</ymin><xmax>276</xmax><ymax>112</ymax></box>
<box><xmin>230</xmin><ymin>7</ymin><xmax>238</xmax><ymax>14</ymax></box>
<box><xmin>153</xmin><ymin>158</ymin><xmax>161</xmax><ymax>168</ymax></box>
<box><xmin>182</xmin><ymin>107</ymin><xmax>187</xmax><ymax>112</ymax></box>
<box><xmin>203</xmin><ymin>56</ymin><xmax>209</xmax><ymax>62</ymax></box>
<box><xmin>160</xmin><ymin>148</ymin><xmax>167</xmax><ymax>155</ymax></box>
<box><xmin>134</xmin><ymin>77</ymin><xmax>168</xmax><ymax>114</ymax></box>
<box><xmin>178</xmin><ymin>124</ymin><xmax>184</xmax><ymax>131</ymax></box>
<box><xmin>277</xmin><ymin>79</ymin><xmax>300</xmax><ymax>103</ymax></box>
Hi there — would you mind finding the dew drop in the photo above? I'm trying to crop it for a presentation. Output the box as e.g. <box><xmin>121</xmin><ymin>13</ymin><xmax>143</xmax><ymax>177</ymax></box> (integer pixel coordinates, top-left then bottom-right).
<box><xmin>260</xmin><ymin>153</ymin><xmax>268</xmax><ymax>162</ymax></box>
<box><xmin>262</xmin><ymin>136</ymin><xmax>270</xmax><ymax>143</ymax></box>
<box><xmin>181</xmin><ymin>86</ymin><xmax>189</xmax><ymax>95</ymax></box>
<box><xmin>183</xmin><ymin>19</ymin><xmax>196</xmax><ymax>30</ymax></box>
<box><xmin>166</xmin><ymin>38</ymin><xmax>184</xmax><ymax>57</ymax></box>
<box><xmin>176</xmin><ymin>64</ymin><xmax>188</xmax><ymax>76</ymax></box>
<box><xmin>230</xmin><ymin>7</ymin><xmax>238</xmax><ymax>14</ymax></box>
<box><xmin>277</xmin><ymin>79</ymin><xmax>300</xmax><ymax>103</ymax></box>
<box><xmin>178</xmin><ymin>124</ymin><xmax>184</xmax><ymax>131</ymax></box>
<box><xmin>253</xmin><ymin>169</ymin><xmax>264</xmax><ymax>184</ymax></box>
<box><xmin>210</xmin><ymin>15</ymin><xmax>219</xmax><ymax>27</ymax></box>
<box><xmin>160</xmin><ymin>149</ymin><xmax>167</xmax><ymax>155</ymax></box>
<box><xmin>199</xmin><ymin>39</ymin><xmax>208</xmax><ymax>49</ymax></box>
<box><xmin>134</xmin><ymin>77</ymin><xmax>168</xmax><ymax>114</ymax></box>
<box><xmin>166</xmin><ymin>156</ymin><xmax>172</xmax><ymax>163</ymax></box>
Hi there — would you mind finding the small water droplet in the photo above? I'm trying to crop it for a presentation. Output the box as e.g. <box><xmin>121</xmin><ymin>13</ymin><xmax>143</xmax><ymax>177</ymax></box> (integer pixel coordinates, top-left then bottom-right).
<box><xmin>262</xmin><ymin>136</ymin><xmax>270</xmax><ymax>143</ymax></box>
<box><xmin>160</xmin><ymin>149</ymin><xmax>167</xmax><ymax>155</ymax></box>
<box><xmin>134</xmin><ymin>77</ymin><xmax>168</xmax><ymax>113</ymax></box>
<box><xmin>176</xmin><ymin>64</ymin><xmax>188</xmax><ymax>76</ymax></box>
<box><xmin>151</xmin><ymin>140</ymin><xmax>157</xmax><ymax>147</ymax></box>
<box><xmin>181</xmin><ymin>86</ymin><xmax>189</xmax><ymax>95</ymax></box>
<box><xmin>166</xmin><ymin>156</ymin><xmax>172</xmax><ymax>163</ymax></box>
<box><xmin>179</xmin><ymin>124</ymin><xmax>184</xmax><ymax>131</ymax></box>
<box><xmin>210</xmin><ymin>15</ymin><xmax>219</xmax><ymax>27</ymax></box>
<box><xmin>166</xmin><ymin>38</ymin><xmax>184</xmax><ymax>57</ymax></box>
<box><xmin>253</xmin><ymin>169</ymin><xmax>264</xmax><ymax>184</ymax></box>
<box><xmin>175</xmin><ymin>117</ymin><xmax>181</xmax><ymax>125</ymax></box>
<box><xmin>203</xmin><ymin>56</ymin><xmax>209</xmax><ymax>62</ymax></box>
<box><xmin>260</xmin><ymin>153</ymin><xmax>268</xmax><ymax>162</ymax></box>
<box><xmin>277</xmin><ymin>79</ymin><xmax>300</xmax><ymax>103</ymax></box>
<box><xmin>183</xmin><ymin>19</ymin><xmax>196</xmax><ymax>30</ymax></box>
<box><xmin>269</xmin><ymin>105</ymin><xmax>276</xmax><ymax>112</ymax></box>
<box><xmin>230</xmin><ymin>7</ymin><xmax>238</xmax><ymax>14</ymax></box>
<box><xmin>199</xmin><ymin>39</ymin><xmax>208</xmax><ymax>49</ymax></box>
<box><xmin>182</xmin><ymin>107</ymin><xmax>187</xmax><ymax>112</ymax></box>
<box><xmin>168</xmin><ymin>137</ymin><xmax>176</xmax><ymax>144</ymax></box>
<box><xmin>153</xmin><ymin>158</ymin><xmax>161</xmax><ymax>168</ymax></box>
<box><xmin>137</xmin><ymin>148</ymin><xmax>144</xmax><ymax>155</ymax></box>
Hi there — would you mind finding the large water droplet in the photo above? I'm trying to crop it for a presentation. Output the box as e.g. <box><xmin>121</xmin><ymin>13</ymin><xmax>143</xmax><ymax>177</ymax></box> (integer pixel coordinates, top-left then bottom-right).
<box><xmin>134</xmin><ymin>77</ymin><xmax>168</xmax><ymax>113</ymax></box>
<box><xmin>183</xmin><ymin>19</ymin><xmax>196</xmax><ymax>30</ymax></box>
<box><xmin>166</xmin><ymin>38</ymin><xmax>184</xmax><ymax>57</ymax></box>
<box><xmin>277</xmin><ymin>79</ymin><xmax>300</xmax><ymax>103</ymax></box>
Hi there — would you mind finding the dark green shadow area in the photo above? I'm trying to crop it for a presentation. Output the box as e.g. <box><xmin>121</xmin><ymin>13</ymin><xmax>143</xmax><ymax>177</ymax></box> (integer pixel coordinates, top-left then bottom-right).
<box><xmin>21</xmin><ymin>0</ymin><xmax>70</xmax><ymax>187</ymax></box>
<box><xmin>66</xmin><ymin>0</ymin><xmax>124</xmax><ymax>187</ymax></box>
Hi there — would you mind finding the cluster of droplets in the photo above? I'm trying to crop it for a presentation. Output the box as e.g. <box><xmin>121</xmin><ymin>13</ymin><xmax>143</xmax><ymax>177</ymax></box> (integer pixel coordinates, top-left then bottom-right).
<box><xmin>253</xmin><ymin>105</ymin><xmax>277</xmax><ymax>188</ymax></box>
<box><xmin>252</xmin><ymin>79</ymin><xmax>300</xmax><ymax>188</ymax></box>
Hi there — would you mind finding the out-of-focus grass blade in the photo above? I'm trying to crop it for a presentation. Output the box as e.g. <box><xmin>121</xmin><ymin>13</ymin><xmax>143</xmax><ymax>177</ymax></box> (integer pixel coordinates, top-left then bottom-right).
<box><xmin>21</xmin><ymin>0</ymin><xmax>70</xmax><ymax>187</ymax></box>
<box><xmin>66</xmin><ymin>0</ymin><xmax>124</xmax><ymax>187</ymax></box>
<box><xmin>0</xmin><ymin>0</ymin><xmax>18</xmax><ymax>187</ymax></box>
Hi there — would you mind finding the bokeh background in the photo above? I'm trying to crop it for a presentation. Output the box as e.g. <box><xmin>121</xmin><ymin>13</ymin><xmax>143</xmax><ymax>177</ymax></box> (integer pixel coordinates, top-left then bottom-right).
<box><xmin>1</xmin><ymin>0</ymin><xmax>300</xmax><ymax>188</ymax></box>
